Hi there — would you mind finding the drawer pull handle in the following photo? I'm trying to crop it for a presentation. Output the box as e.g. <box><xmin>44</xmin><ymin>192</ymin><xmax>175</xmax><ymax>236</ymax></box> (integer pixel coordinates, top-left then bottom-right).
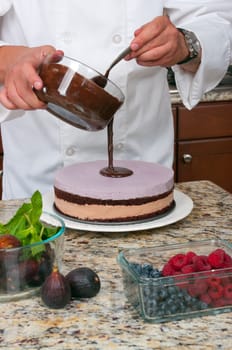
<box><xmin>183</xmin><ymin>154</ymin><xmax>192</xmax><ymax>163</ymax></box>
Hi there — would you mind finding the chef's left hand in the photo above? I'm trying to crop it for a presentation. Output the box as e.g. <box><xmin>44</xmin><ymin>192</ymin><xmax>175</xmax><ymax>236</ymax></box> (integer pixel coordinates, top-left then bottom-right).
<box><xmin>125</xmin><ymin>16</ymin><xmax>191</xmax><ymax>67</ymax></box>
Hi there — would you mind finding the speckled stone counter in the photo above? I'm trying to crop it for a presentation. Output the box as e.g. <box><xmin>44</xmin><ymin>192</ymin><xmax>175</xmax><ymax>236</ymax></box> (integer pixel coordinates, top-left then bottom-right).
<box><xmin>170</xmin><ymin>84</ymin><xmax>232</xmax><ymax>104</ymax></box>
<box><xmin>0</xmin><ymin>181</ymin><xmax>232</xmax><ymax>350</ymax></box>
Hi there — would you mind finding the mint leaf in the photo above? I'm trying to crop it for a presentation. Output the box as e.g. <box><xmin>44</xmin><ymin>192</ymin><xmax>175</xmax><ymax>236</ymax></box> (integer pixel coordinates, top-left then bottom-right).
<box><xmin>0</xmin><ymin>202</ymin><xmax>31</xmax><ymax>235</ymax></box>
<box><xmin>30</xmin><ymin>190</ymin><xmax>43</xmax><ymax>225</ymax></box>
<box><xmin>0</xmin><ymin>190</ymin><xmax>60</xmax><ymax>256</ymax></box>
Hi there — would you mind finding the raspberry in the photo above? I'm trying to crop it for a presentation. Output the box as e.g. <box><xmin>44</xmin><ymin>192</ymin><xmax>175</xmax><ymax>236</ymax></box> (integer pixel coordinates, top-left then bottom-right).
<box><xmin>223</xmin><ymin>299</ymin><xmax>232</xmax><ymax>306</ymax></box>
<box><xmin>162</xmin><ymin>262</ymin><xmax>176</xmax><ymax>276</ymax></box>
<box><xmin>200</xmin><ymin>293</ymin><xmax>211</xmax><ymax>305</ymax></box>
<box><xmin>186</xmin><ymin>251</ymin><xmax>197</xmax><ymax>264</ymax></box>
<box><xmin>193</xmin><ymin>255</ymin><xmax>211</xmax><ymax>272</ymax></box>
<box><xmin>207</xmin><ymin>249</ymin><xmax>226</xmax><ymax>269</ymax></box>
<box><xmin>188</xmin><ymin>279</ymin><xmax>208</xmax><ymax>297</ymax></box>
<box><xmin>169</xmin><ymin>253</ymin><xmax>188</xmax><ymax>271</ymax></box>
<box><xmin>223</xmin><ymin>283</ymin><xmax>232</xmax><ymax>299</ymax></box>
<box><xmin>207</xmin><ymin>277</ymin><xmax>222</xmax><ymax>287</ymax></box>
<box><xmin>181</xmin><ymin>264</ymin><xmax>195</xmax><ymax>274</ymax></box>
<box><xmin>187</xmin><ymin>284</ymin><xmax>199</xmax><ymax>297</ymax></box>
<box><xmin>211</xmin><ymin>298</ymin><xmax>227</xmax><ymax>307</ymax></box>
<box><xmin>174</xmin><ymin>274</ymin><xmax>190</xmax><ymax>289</ymax></box>
<box><xmin>221</xmin><ymin>276</ymin><xmax>232</xmax><ymax>286</ymax></box>
<box><xmin>208</xmin><ymin>283</ymin><xmax>224</xmax><ymax>300</ymax></box>
<box><xmin>223</xmin><ymin>253</ymin><xmax>232</xmax><ymax>268</ymax></box>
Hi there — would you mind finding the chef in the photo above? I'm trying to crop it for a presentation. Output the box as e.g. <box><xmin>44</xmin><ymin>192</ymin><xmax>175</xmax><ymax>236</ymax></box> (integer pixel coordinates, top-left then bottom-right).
<box><xmin>0</xmin><ymin>0</ymin><xmax>231</xmax><ymax>199</ymax></box>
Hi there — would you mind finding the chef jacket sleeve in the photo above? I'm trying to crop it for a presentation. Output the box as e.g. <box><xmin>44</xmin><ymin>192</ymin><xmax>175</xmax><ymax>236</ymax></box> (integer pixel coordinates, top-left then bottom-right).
<box><xmin>0</xmin><ymin>0</ymin><xmax>12</xmax><ymax>46</ymax></box>
<box><xmin>165</xmin><ymin>0</ymin><xmax>232</xmax><ymax>109</ymax></box>
<box><xmin>0</xmin><ymin>1</ymin><xmax>30</xmax><ymax>123</ymax></box>
<box><xmin>0</xmin><ymin>0</ymin><xmax>12</xmax><ymax>15</ymax></box>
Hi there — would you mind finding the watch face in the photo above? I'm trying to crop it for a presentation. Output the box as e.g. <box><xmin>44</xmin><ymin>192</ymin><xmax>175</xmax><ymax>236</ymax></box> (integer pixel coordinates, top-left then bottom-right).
<box><xmin>184</xmin><ymin>29</ymin><xmax>200</xmax><ymax>59</ymax></box>
<box><xmin>177</xmin><ymin>28</ymin><xmax>201</xmax><ymax>64</ymax></box>
<box><xmin>192</xmin><ymin>38</ymin><xmax>201</xmax><ymax>55</ymax></box>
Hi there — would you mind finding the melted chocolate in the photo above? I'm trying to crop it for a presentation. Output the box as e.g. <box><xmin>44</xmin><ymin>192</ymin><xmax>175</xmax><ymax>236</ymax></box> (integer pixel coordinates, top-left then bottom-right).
<box><xmin>36</xmin><ymin>61</ymin><xmax>132</xmax><ymax>177</ymax></box>
<box><xmin>91</xmin><ymin>75</ymin><xmax>108</xmax><ymax>88</ymax></box>
<box><xmin>100</xmin><ymin>119</ymin><xmax>133</xmax><ymax>178</ymax></box>
<box><xmin>35</xmin><ymin>63</ymin><xmax>122</xmax><ymax>131</ymax></box>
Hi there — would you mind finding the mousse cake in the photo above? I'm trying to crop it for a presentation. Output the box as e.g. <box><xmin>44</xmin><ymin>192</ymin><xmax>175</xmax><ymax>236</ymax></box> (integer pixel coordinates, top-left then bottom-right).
<box><xmin>54</xmin><ymin>160</ymin><xmax>174</xmax><ymax>223</ymax></box>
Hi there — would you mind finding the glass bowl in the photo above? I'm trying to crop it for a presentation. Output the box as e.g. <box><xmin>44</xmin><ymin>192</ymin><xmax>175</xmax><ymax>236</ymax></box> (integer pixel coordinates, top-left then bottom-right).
<box><xmin>35</xmin><ymin>55</ymin><xmax>124</xmax><ymax>131</ymax></box>
<box><xmin>118</xmin><ymin>239</ymin><xmax>232</xmax><ymax>323</ymax></box>
<box><xmin>0</xmin><ymin>212</ymin><xmax>65</xmax><ymax>302</ymax></box>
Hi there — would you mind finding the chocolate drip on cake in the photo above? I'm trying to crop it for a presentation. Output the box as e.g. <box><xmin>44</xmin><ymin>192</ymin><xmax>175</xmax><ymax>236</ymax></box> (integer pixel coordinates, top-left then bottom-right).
<box><xmin>100</xmin><ymin>119</ymin><xmax>133</xmax><ymax>178</ymax></box>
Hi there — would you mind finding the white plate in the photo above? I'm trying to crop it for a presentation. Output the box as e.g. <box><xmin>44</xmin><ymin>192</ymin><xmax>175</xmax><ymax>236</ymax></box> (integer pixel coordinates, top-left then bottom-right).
<box><xmin>42</xmin><ymin>189</ymin><xmax>193</xmax><ymax>232</ymax></box>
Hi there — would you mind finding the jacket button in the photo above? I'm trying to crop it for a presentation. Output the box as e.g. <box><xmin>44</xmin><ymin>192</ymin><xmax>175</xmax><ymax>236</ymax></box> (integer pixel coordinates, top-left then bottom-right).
<box><xmin>66</xmin><ymin>147</ymin><xmax>76</xmax><ymax>156</ymax></box>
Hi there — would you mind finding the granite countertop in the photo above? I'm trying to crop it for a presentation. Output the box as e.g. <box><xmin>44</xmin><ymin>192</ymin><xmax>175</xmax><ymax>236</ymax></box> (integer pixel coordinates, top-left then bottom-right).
<box><xmin>0</xmin><ymin>180</ymin><xmax>232</xmax><ymax>350</ymax></box>
<box><xmin>169</xmin><ymin>80</ymin><xmax>232</xmax><ymax>104</ymax></box>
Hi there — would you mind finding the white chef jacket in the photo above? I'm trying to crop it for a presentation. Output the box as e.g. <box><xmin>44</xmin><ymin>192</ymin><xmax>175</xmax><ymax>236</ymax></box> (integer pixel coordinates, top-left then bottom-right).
<box><xmin>0</xmin><ymin>0</ymin><xmax>231</xmax><ymax>199</ymax></box>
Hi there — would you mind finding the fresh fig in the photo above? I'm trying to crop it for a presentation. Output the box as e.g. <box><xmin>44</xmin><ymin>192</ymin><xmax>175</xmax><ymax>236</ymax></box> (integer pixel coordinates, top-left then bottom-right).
<box><xmin>66</xmin><ymin>267</ymin><xmax>101</xmax><ymax>298</ymax></box>
<box><xmin>41</xmin><ymin>266</ymin><xmax>71</xmax><ymax>309</ymax></box>
<box><xmin>19</xmin><ymin>258</ymin><xmax>41</xmax><ymax>286</ymax></box>
<box><xmin>4</xmin><ymin>266</ymin><xmax>22</xmax><ymax>292</ymax></box>
<box><xmin>0</xmin><ymin>234</ymin><xmax>22</xmax><ymax>264</ymax></box>
<box><xmin>0</xmin><ymin>234</ymin><xmax>21</xmax><ymax>249</ymax></box>
<box><xmin>38</xmin><ymin>246</ymin><xmax>54</xmax><ymax>281</ymax></box>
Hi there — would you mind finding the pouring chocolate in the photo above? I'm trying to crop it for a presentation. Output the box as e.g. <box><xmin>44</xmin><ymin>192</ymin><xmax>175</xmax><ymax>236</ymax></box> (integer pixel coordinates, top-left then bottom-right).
<box><xmin>35</xmin><ymin>56</ymin><xmax>124</xmax><ymax>131</ymax></box>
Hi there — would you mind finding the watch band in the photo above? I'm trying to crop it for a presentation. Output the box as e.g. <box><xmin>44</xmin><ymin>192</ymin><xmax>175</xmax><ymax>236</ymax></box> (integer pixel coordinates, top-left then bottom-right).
<box><xmin>177</xmin><ymin>28</ymin><xmax>200</xmax><ymax>65</ymax></box>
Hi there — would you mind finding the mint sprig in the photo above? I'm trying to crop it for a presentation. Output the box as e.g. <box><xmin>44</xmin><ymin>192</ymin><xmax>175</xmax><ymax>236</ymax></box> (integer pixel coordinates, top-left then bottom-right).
<box><xmin>0</xmin><ymin>191</ymin><xmax>60</xmax><ymax>248</ymax></box>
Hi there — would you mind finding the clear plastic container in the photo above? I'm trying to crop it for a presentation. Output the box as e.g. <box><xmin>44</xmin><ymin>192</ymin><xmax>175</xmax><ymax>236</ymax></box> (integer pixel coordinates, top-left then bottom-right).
<box><xmin>0</xmin><ymin>212</ymin><xmax>65</xmax><ymax>302</ymax></box>
<box><xmin>118</xmin><ymin>239</ymin><xmax>232</xmax><ymax>323</ymax></box>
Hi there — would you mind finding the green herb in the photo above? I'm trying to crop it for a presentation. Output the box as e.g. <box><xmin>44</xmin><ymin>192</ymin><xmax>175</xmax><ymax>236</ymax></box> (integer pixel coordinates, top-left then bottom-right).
<box><xmin>0</xmin><ymin>190</ymin><xmax>60</xmax><ymax>251</ymax></box>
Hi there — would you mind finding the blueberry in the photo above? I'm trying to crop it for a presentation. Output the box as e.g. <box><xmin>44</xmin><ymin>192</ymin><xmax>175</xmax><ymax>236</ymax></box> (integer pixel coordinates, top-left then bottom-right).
<box><xmin>127</xmin><ymin>261</ymin><xmax>210</xmax><ymax>319</ymax></box>
<box><xmin>129</xmin><ymin>262</ymin><xmax>161</xmax><ymax>279</ymax></box>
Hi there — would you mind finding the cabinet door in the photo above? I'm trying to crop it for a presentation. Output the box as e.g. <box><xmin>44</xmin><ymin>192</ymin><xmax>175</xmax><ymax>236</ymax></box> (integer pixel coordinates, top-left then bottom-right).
<box><xmin>178</xmin><ymin>102</ymin><xmax>232</xmax><ymax>140</ymax></box>
<box><xmin>177</xmin><ymin>138</ymin><xmax>232</xmax><ymax>193</ymax></box>
<box><xmin>172</xmin><ymin>106</ymin><xmax>177</xmax><ymax>181</ymax></box>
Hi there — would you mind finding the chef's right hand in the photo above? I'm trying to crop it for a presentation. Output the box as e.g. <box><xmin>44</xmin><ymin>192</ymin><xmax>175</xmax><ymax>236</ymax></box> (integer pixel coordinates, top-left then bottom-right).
<box><xmin>0</xmin><ymin>45</ymin><xmax>63</xmax><ymax>110</ymax></box>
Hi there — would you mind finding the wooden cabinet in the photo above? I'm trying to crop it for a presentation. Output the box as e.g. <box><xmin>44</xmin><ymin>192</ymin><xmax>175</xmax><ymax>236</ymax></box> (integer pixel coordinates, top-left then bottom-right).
<box><xmin>173</xmin><ymin>101</ymin><xmax>232</xmax><ymax>193</ymax></box>
<box><xmin>172</xmin><ymin>105</ymin><xmax>177</xmax><ymax>178</ymax></box>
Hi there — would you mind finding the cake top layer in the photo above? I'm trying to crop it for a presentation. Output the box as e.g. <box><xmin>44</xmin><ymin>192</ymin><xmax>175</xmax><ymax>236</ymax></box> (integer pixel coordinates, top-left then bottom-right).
<box><xmin>54</xmin><ymin>160</ymin><xmax>174</xmax><ymax>200</ymax></box>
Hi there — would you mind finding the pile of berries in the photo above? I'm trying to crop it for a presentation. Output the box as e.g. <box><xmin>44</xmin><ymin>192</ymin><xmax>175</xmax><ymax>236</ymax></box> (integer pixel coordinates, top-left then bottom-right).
<box><xmin>126</xmin><ymin>249</ymin><xmax>232</xmax><ymax>319</ymax></box>
<box><xmin>162</xmin><ymin>248</ymin><xmax>232</xmax><ymax>308</ymax></box>
<box><xmin>127</xmin><ymin>262</ymin><xmax>208</xmax><ymax>318</ymax></box>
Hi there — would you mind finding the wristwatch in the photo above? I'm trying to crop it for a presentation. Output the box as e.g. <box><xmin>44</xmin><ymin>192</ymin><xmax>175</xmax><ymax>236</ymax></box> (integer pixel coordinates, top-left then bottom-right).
<box><xmin>177</xmin><ymin>28</ymin><xmax>201</xmax><ymax>65</ymax></box>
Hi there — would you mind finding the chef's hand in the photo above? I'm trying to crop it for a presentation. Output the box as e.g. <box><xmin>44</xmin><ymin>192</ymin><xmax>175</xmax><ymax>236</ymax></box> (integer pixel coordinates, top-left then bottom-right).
<box><xmin>0</xmin><ymin>45</ymin><xmax>63</xmax><ymax>110</ymax></box>
<box><xmin>126</xmin><ymin>16</ymin><xmax>200</xmax><ymax>71</ymax></box>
